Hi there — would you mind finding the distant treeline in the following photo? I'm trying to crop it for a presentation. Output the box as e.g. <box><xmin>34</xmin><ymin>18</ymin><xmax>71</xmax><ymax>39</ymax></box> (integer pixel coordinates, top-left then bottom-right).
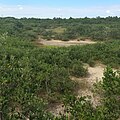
<box><xmin>0</xmin><ymin>16</ymin><xmax>120</xmax><ymax>41</ymax></box>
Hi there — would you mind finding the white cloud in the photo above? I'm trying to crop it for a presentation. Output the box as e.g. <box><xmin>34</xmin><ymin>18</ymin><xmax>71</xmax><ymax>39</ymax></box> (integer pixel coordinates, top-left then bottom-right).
<box><xmin>117</xmin><ymin>9</ymin><xmax>120</xmax><ymax>12</ymax></box>
<box><xmin>0</xmin><ymin>4</ymin><xmax>120</xmax><ymax>18</ymax></box>
<box><xmin>19</xmin><ymin>7</ymin><xmax>23</xmax><ymax>10</ymax></box>
<box><xmin>106</xmin><ymin>10</ymin><xmax>111</xmax><ymax>14</ymax></box>
<box><xmin>17</xmin><ymin>5</ymin><xmax>23</xmax><ymax>10</ymax></box>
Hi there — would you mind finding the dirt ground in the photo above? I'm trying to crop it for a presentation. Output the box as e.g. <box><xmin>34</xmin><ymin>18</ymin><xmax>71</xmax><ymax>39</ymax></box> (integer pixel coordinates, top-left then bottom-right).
<box><xmin>77</xmin><ymin>64</ymin><xmax>105</xmax><ymax>107</ymax></box>
<box><xmin>37</xmin><ymin>39</ymin><xmax>109</xmax><ymax>115</ymax></box>
<box><xmin>37</xmin><ymin>39</ymin><xmax>96</xmax><ymax>47</ymax></box>
<box><xmin>48</xmin><ymin>64</ymin><xmax>106</xmax><ymax>116</ymax></box>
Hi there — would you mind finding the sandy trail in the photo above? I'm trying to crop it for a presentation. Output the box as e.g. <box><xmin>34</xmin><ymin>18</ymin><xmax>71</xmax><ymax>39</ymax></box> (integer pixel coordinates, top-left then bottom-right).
<box><xmin>37</xmin><ymin>39</ymin><xmax>96</xmax><ymax>46</ymax></box>
<box><xmin>48</xmin><ymin>64</ymin><xmax>105</xmax><ymax>115</ymax></box>
<box><xmin>71</xmin><ymin>64</ymin><xmax>105</xmax><ymax>107</ymax></box>
<box><xmin>78</xmin><ymin>64</ymin><xmax>105</xmax><ymax>106</ymax></box>
<box><xmin>87</xmin><ymin>64</ymin><xmax>105</xmax><ymax>85</ymax></box>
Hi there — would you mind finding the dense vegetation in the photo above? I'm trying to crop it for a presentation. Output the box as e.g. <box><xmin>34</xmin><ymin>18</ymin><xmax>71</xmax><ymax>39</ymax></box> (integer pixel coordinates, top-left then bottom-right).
<box><xmin>0</xmin><ymin>17</ymin><xmax>120</xmax><ymax>119</ymax></box>
<box><xmin>0</xmin><ymin>34</ymin><xmax>120</xmax><ymax>119</ymax></box>
<box><xmin>0</xmin><ymin>16</ymin><xmax>120</xmax><ymax>41</ymax></box>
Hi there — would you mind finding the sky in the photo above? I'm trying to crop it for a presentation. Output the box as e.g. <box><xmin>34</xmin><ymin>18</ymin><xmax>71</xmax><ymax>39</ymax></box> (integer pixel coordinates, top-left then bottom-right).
<box><xmin>0</xmin><ymin>0</ymin><xmax>120</xmax><ymax>18</ymax></box>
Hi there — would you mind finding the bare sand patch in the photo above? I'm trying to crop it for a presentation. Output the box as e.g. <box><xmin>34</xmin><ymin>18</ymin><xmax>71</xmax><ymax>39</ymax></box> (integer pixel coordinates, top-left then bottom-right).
<box><xmin>37</xmin><ymin>39</ymin><xmax>96</xmax><ymax>47</ymax></box>
<box><xmin>48</xmin><ymin>64</ymin><xmax>105</xmax><ymax>115</ymax></box>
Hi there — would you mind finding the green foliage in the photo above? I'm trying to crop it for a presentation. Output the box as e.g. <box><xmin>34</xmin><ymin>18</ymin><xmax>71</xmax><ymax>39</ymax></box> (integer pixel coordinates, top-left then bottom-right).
<box><xmin>100</xmin><ymin>67</ymin><xmax>120</xmax><ymax>120</ymax></box>
<box><xmin>0</xmin><ymin>36</ymin><xmax>76</xmax><ymax>119</ymax></box>
<box><xmin>1</xmin><ymin>17</ymin><xmax>120</xmax><ymax>41</ymax></box>
<box><xmin>0</xmin><ymin>21</ymin><xmax>120</xmax><ymax>119</ymax></box>
<box><xmin>103</xmin><ymin>67</ymin><xmax>120</xmax><ymax>96</ymax></box>
<box><xmin>88</xmin><ymin>59</ymin><xmax>95</xmax><ymax>67</ymax></box>
<box><xmin>60</xmin><ymin>68</ymin><xmax>120</xmax><ymax>120</ymax></box>
<box><xmin>0</xmin><ymin>17</ymin><xmax>120</xmax><ymax>120</ymax></box>
<box><xmin>68</xmin><ymin>41</ymin><xmax>120</xmax><ymax>68</ymax></box>
<box><xmin>69</xmin><ymin>60</ymin><xmax>88</xmax><ymax>77</ymax></box>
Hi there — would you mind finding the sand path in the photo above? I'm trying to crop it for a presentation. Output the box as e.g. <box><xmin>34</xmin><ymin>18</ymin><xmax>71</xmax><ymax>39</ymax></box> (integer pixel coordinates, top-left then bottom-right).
<box><xmin>48</xmin><ymin>64</ymin><xmax>105</xmax><ymax>115</ymax></box>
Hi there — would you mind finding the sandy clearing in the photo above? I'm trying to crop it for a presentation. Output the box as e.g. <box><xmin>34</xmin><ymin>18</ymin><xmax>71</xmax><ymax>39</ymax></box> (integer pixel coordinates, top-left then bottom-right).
<box><xmin>48</xmin><ymin>64</ymin><xmax>105</xmax><ymax>115</ymax></box>
<box><xmin>37</xmin><ymin>39</ymin><xmax>96</xmax><ymax>47</ymax></box>
<box><xmin>87</xmin><ymin>64</ymin><xmax>105</xmax><ymax>85</ymax></box>
<box><xmin>72</xmin><ymin>64</ymin><xmax>105</xmax><ymax>107</ymax></box>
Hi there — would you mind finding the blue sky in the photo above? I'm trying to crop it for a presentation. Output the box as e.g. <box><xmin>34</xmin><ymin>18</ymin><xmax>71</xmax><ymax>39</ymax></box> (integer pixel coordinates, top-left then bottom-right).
<box><xmin>0</xmin><ymin>0</ymin><xmax>120</xmax><ymax>18</ymax></box>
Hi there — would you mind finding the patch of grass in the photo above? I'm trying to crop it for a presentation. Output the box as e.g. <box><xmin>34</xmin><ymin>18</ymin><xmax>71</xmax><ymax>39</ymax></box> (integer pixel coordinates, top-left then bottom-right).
<box><xmin>52</xmin><ymin>27</ymin><xmax>66</xmax><ymax>34</ymax></box>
